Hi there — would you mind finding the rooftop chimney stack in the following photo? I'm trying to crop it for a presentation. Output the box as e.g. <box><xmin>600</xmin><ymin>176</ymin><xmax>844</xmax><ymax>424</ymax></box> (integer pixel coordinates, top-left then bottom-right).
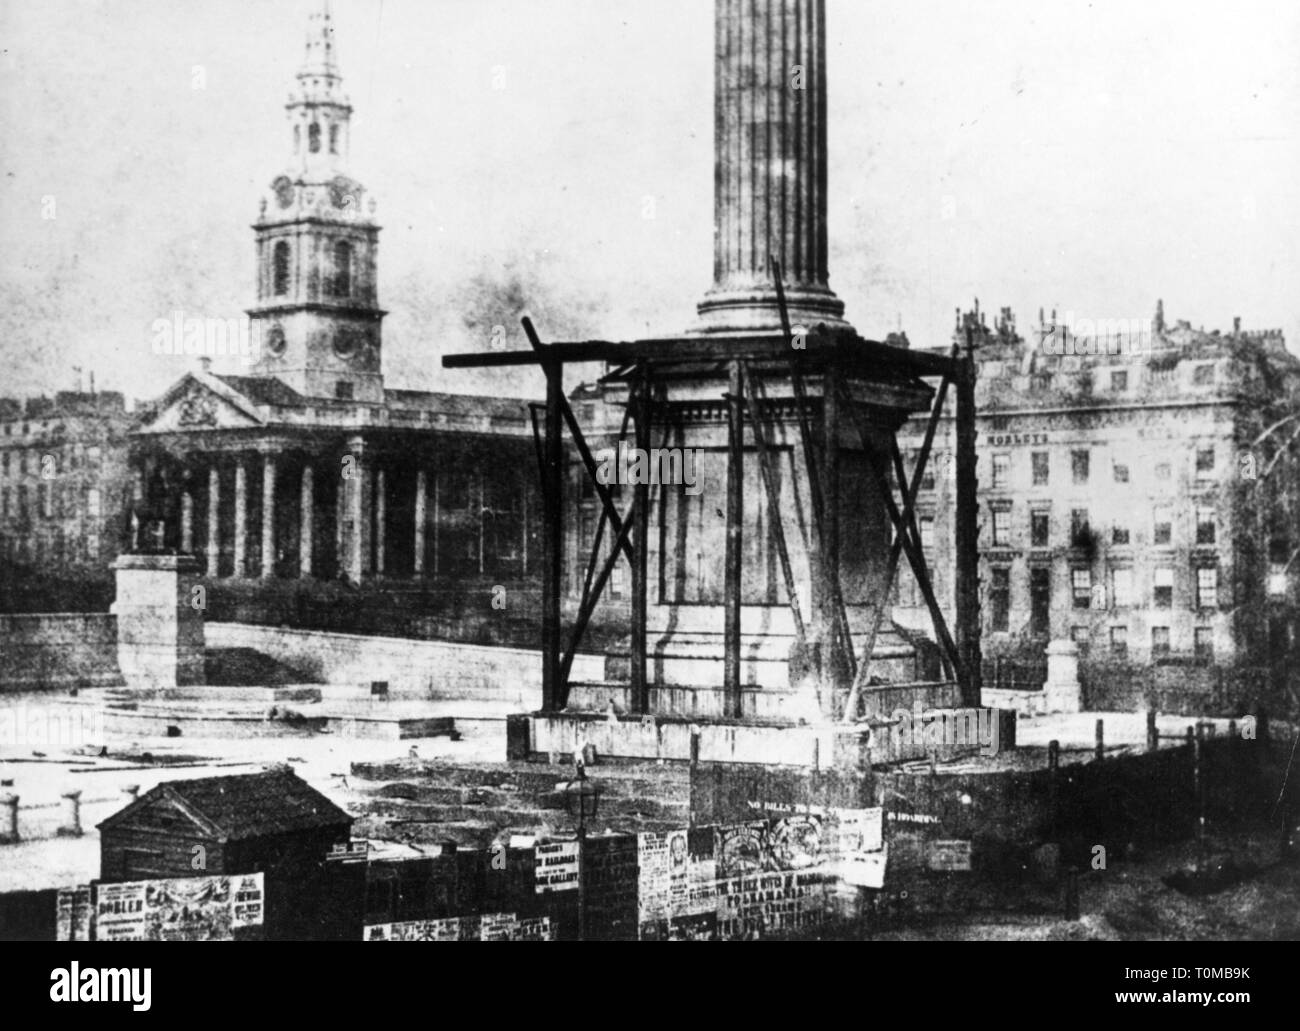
<box><xmin>695</xmin><ymin>0</ymin><xmax>849</xmax><ymax>335</ymax></box>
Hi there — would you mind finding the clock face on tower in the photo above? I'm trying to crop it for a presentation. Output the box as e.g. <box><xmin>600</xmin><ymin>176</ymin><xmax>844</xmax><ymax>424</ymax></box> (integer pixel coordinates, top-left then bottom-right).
<box><xmin>272</xmin><ymin>175</ymin><xmax>294</xmax><ymax>209</ymax></box>
<box><xmin>265</xmin><ymin>323</ymin><xmax>286</xmax><ymax>357</ymax></box>
<box><xmin>333</xmin><ymin>326</ymin><xmax>363</xmax><ymax>359</ymax></box>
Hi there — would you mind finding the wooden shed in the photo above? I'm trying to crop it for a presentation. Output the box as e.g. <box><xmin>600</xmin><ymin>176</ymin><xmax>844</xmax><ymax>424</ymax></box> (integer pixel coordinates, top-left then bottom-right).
<box><xmin>98</xmin><ymin>766</ymin><xmax>353</xmax><ymax>939</ymax></box>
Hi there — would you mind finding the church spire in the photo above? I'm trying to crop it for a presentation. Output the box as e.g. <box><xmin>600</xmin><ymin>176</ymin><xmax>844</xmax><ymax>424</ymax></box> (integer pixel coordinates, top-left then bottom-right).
<box><xmin>300</xmin><ymin>0</ymin><xmax>341</xmax><ymax>83</ymax></box>
<box><xmin>285</xmin><ymin>0</ymin><xmax>352</xmax><ymax>177</ymax></box>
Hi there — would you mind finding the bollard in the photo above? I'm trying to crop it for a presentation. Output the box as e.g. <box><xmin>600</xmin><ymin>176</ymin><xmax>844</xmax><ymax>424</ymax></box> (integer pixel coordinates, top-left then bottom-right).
<box><xmin>1095</xmin><ymin>719</ymin><xmax>1105</xmax><ymax>763</ymax></box>
<box><xmin>58</xmin><ymin>790</ymin><xmax>83</xmax><ymax>838</ymax></box>
<box><xmin>1146</xmin><ymin>709</ymin><xmax>1159</xmax><ymax>753</ymax></box>
<box><xmin>0</xmin><ymin>793</ymin><xmax>18</xmax><ymax>843</ymax></box>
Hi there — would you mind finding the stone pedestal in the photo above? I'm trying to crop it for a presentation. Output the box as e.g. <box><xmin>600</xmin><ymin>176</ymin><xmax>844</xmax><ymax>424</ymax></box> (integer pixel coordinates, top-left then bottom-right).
<box><xmin>111</xmin><ymin>553</ymin><xmax>206</xmax><ymax>690</ymax></box>
<box><xmin>1044</xmin><ymin>639</ymin><xmax>1081</xmax><ymax>714</ymax></box>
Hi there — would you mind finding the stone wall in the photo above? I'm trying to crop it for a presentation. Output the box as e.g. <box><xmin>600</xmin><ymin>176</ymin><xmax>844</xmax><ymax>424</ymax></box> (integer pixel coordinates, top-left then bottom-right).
<box><xmin>206</xmin><ymin>622</ymin><xmax>603</xmax><ymax>704</ymax></box>
<box><xmin>0</xmin><ymin>614</ymin><xmax>122</xmax><ymax>691</ymax></box>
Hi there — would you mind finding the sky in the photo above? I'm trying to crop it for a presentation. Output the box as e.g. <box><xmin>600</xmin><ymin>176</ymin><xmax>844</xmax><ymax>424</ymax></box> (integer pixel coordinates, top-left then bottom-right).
<box><xmin>2</xmin><ymin>0</ymin><xmax>1297</xmax><ymax>405</ymax></box>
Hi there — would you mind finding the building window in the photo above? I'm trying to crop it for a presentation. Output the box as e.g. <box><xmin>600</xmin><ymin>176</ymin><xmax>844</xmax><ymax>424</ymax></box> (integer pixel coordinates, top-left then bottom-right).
<box><xmin>990</xmin><ymin>568</ymin><xmax>1010</xmax><ymax>632</ymax></box>
<box><xmin>1194</xmin><ymin>628</ymin><xmax>1214</xmax><ymax>663</ymax></box>
<box><xmin>993</xmin><ymin>455</ymin><xmax>1013</xmax><ymax>491</ymax></box>
<box><xmin>919</xmin><ymin>516</ymin><xmax>934</xmax><ymax>550</ymax></box>
<box><xmin>1152</xmin><ymin>626</ymin><xmax>1171</xmax><ymax>658</ymax></box>
<box><xmin>1112</xmin><ymin>568</ymin><xmax>1133</xmax><ymax>607</ymax></box>
<box><xmin>1154</xmin><ymin>567</ymin><xmax>1174</xmax><ymax>608</ymax></box>
<box><xmin>1196</xmin><ymin>566</ymin><xmax>1218</xmax><ymax>609</ymax></box>
<box><xmin>913</xmin><ymin>449</ymin><xmax>936</xmax><ymax>491</ymax></box>
<box><xmin>1153</xmin><ymin>506</ymin><xmax>1172</xmax><ymax>546</ymax></box>
<box><xmin>1195</xmin><ymin>507</ymin><xmax>1216</xmax><ymax>545</ymax></box>
<box><xmin>1030</xmin><ymin>567</ymin><xmax>1051</xmax><ymax>635</ymax></box>
<box><xmin>1030</xmin><ymin>510</ymin><xmax>1049</xmax><ymax>548</ymax></box>
<box><xmin>1112</xmin><ymin>524</ymin><xmax>1130</xmax><ymax>545</ymax></box>
<box><xmin>1072</xmin><ymin>568</ymin><xmax>1092</xmax><ymax>609</ymax></box>
<box><xmin>1269</xmin><ymin>538</ymin><xmax>1291</xmax><ymax>597</ymax></box>
<box><xmin>1113</xmin><ymin>463</ymin><xmax>1129</xmax><ymax>484</ymax></box>
<box><xmin>991</xmin><ymin>508</ymin><xmax>1011</xmax><ymax>547</ymax></box>
<box><xmin>1070</xmin><ymin>508</ymin><xmax>1090</xmax><ymax>548</ymax></box>
<box><xmin>1071</xmin><ymin>449</ymin><xmax>1090</xmax><ymax>485</ymax></box>
<box><xmin>335</xmin><ymin>381</ymin><xmax>354</xmax><ymax>400</ymax></box>
<box><xmin>1193</xmin><ymin>363</ymin><xmax>1215</xmax><ymax>386</ymax></box>
<box><xmin>992</xmin><ymin>453</ymin><xmax>1010</xmax><ymax>488</ymax></box>
<box><xmin>309</xmin><ymin>121</ymin><xmax>321</xmax><ymax>153</ymax></box>
<box><xmin>273</xmin><ymin>241</ymin><xmax>291</xmax><ymax>296</ymax></box>
<box><xmin>1110</xmin><ymin>625</ymin><xmax>1128</xmax><ymax>658</ymax></box>
<box><xmin>332</xmin><ymin>241</ymin><xmax>352</xmax><ymax>297</ymax></box>
<box><xmin>1195</xmin><ymin>447</ymin><xmax>1215</xmax><ymax>476</ymax></box>
<box><xmin>1071</xmin><ymin>625</ymin><xmax>1090</xmax><ymax>649</ymax></box>
<box><xmin>1110</xmin><ymin>370</ymin><xmax>1128</xmax><ymax>391</ymax></box>
<box><xmin>1031</xmin><ymin>451</ymin><xmax>1049</xmax><ymax>486</ymax></box>
<box><xmin>329</xmin><ymin>123</ymin><xmax>339</xmax><ymax>154</ymax></box>
<box><xmin>1155</xmin><ymin>462</ymin><xmax>1171</xmax><ymax>481</ymax></box>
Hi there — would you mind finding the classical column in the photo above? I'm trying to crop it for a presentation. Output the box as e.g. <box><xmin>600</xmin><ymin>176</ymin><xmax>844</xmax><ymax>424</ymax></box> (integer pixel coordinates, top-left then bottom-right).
<box><xmin>261</xmin><ymin>454</ymin><xmax>277</xmax><ymax>579</ymax></box>
<box><xmin>695</xmin><ymin>0</ymin><xmax>847</xmax><ymax>334</ymax></box>
<box><xmin>413</xmin><ymin>467</ymin><xmax>427</xmax><ymax>575</ymax></box>
<box><xmin>343</xmin><ymin>437</ymin><xmax>369</xmax><ymax>583</ymax></box>
<box><xmin>180</xmin><ymin>489</ymin><xmax>194</xmax><ymax>554</ymax></box>
<box><xmin>206</xmin><ymin>465</ymin><xmax>221</xmax><ymax>576</ymax></box>
<box><xmin>374</xmin><ymin>467</ymin><xmax>387</xmax><ymax>576</ymax></box>
<box><xmin>233</xmin><ymin>459</ymin><xmax>248</xmax><ymax>577</ymax></box>
<box><xmin>300</xmin><ymin>463</ymin><xmax>314</xmax><ymax>577</ymax></box>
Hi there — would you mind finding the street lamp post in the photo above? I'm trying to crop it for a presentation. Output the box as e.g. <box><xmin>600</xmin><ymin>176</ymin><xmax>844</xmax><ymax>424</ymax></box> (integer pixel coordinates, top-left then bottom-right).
<box><xmin>564</xmin><ymin>761</ymin><xmax>601</xmax><ymax>941</ymax></box>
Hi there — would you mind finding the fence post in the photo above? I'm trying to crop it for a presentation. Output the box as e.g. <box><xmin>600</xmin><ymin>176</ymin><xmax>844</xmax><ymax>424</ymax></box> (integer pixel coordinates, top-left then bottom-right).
<box><xmin>1063</xmin><ymin>865</ymin><xmax>1080</xmax><ymax>921</ymax></box>
<box><xmin>1094</xmin><ymin>719</ymin><xmax>1104</xmax><ymax>763</ymax></box>
<box><xmin>1146</xmin><ymin>709</ymin><xmax>1158</xmax><ymax>753</ymax></box>
<box><xmin>1048</xmin><ymin>740</ymin><xmax>1060</xmax><ymax>842</ymax></box>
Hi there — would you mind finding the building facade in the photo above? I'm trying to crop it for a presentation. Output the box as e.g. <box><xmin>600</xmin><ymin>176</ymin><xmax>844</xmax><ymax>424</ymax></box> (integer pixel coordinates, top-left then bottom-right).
<box><xmin>124</xmin><ymin>4</ymin><xmax>542</xmax><ymax>638</ymax></box>
<box><xmin>896</xmin><ymin>302</ymin><xmax>1300</xmax><ymax>713</ymax></box>
<box><xmin>0</xmin><ymin>392</ymin><xmax>135</xmax><ymax>609</ymax></box>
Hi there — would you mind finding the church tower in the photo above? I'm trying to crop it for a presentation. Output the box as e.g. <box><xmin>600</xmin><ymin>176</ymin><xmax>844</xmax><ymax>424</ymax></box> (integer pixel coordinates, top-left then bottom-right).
<box><xmin>247</xmin><ymin>0</ymin><xmax>386</xmax><ymax>403</ymax></box>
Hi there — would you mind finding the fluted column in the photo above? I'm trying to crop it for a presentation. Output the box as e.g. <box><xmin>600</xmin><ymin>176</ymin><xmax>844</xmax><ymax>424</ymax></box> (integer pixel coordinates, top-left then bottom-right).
<box><xmin>413</xmin><ymin>467</ymin><xmax>427</xmax><ymax>575</ymax></box>
<box><xmin>180</xmin><ymin>489</ymin><xmax>194</xmax><ymax>553</ymax></box>
<box><xmin>696</xmin><ymin>0</ymin><xmax>847</xmax><ymax>334</ymax></box>
<box><xmin>374</xmin><ymin>467</ymin><xmax>387</xmax><ymax>576</ymax></box>
<box><xmin>206</xmin><ymin>465</ymin><xmax>221</xmax><ymax>575</ymax></box>
<box><xmin>233</xmin><ymin>460</ymin><xmax>248</xmax><ymax>576</ymax></box>
<box><xmin>300</xmin><ymin>463</ymin><xmax>314</xmax><ymax>577</ymax></box>
<box><xmin>343</xmin><ymin>437</ymin><xmax>369</xmax><ymax>583</ymax></box>
<box><xmin>261</xmin><ymin>454</ymin><xmax>277</xmax><ymax>578</ymax></box>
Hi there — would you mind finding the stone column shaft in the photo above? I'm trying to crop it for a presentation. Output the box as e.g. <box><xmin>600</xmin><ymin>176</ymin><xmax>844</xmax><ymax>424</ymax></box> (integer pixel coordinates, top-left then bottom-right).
<box><xmin>206</xmin><ymin>466</ymin><xmax>220</xmax><ymax>575</ymax></box>
<box><xmin>233</xmin><ymin>461</ymin><xmax>248</xmax><ymax>576</ymax></box>
<box><xmin>261</xmin><ymin>454</ymin><xmax>277</xmax><ymax>578</ymax></box>
<box><xmin>696</xmin><ymin>0</ymin><xmax>845</xmax><ymax>333</ymax></box>
<box><xmin>300</xmin><ymin>463</ymin><xmax>314</xmax><ymax>577</ymax></box>
<box><xmin>413</xmin><ymin>467</ymin><xmax>427</xmax><ymax>574</ymax></box>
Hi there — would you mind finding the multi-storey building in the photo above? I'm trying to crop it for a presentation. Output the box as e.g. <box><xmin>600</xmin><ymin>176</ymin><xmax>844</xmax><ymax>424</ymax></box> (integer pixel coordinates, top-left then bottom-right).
<box><xmin>0</xmin><ymin>392</ymin><xmax>135</xmax><ymax>608</ymax></box>
<box><xmin>896</xmin><ymin>302</ymin><xmax>1300</xmax><ymax>714</ymax></box>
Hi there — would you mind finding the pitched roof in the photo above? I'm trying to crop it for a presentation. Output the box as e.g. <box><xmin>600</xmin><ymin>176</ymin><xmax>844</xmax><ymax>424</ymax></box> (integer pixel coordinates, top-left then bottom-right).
<box><xmin>99</xmin><ymin>767</ymin><xmax>352</xmax><ymax>841</ymax></box>
<box><xmin>215</xmin><ymin>375</ymin><xmax>307</xmax><ymax>408</ymax></box>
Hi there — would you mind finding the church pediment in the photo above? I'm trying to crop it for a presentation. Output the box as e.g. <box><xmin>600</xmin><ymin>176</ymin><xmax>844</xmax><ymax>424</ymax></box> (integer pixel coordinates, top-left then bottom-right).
<box><xmin>138</xmin><ymin>374</ymin><xmax>266</xmax><ymax>434</ymax></box>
